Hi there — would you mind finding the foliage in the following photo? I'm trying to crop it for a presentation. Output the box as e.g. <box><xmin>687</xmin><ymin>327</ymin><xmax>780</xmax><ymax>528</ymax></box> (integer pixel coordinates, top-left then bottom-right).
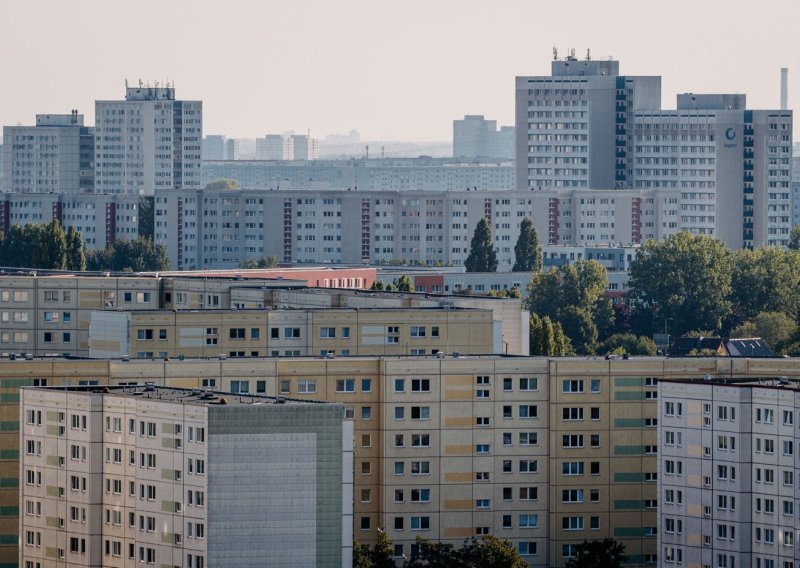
<box><xmin>204</xmin><ymin>178</ymin><xmax>241</xmax><ymax>190</ymax></box>
<box><xmin>404</xmin><ymin>535</ymin><xmax>527</xmax><ymax>568</ymax></box>
<box><xmin>138</xmin><ymin>196</ymin><xmax>155</xmax><ymax>240</ymax></box>
<box><xmin>512</xmin><ymin>217</ymin><xmax>542</xmax><ymax>272</ymax></box>
<box><xmin>564</xmin><ymin>538</ymin><xmax>626</xmax><ymax>568</ymax></box>
<box><xmin>352</xmin><ymin>531</ymin><xmax>395</xmax><ymax>568</ymax></box>
<box><xmin>487</xmin><ymin>288</ymin><xmax>521</xmax><ymax>299</ymax></box>
<box><xmin>688</xmin><ymin>348</ymin><xmax>720</xmax><ymax>357</ymax></box>
<box><xmin>789</xmin><ymin>224</ymin><xmax>800</xmax><ymax>251</ymax></box>
<box><xmin>628</xmin><ymin>232</ymin><xmax>733</xmax><ymax>336</ymax></box>
<box><xmin>393</xmin><ymin>274</ymin><xmax>414</xmax><ymax>292</ymax></box>
<box><xmin>238</xmin><ymin>255</ymin><xmax>279</xmax><ymax>269</ymax></box>
<box><xmin>730</xmin><ymin>311</ymin><xmax>797</xmax><ymax>351</ymax></box>
<box><xmin>729</xmin><ymin>247</ymin><xmax>800</xmax><ymax>326</ymax></box>
<box><xmin>65</xmin><ymin>225</ymin><xmax>87</xmax><ymax>271</ymax></box>
<box><xmin>597</xmin><ymin>333</ymin><xmax>657</xmax><ymax>356</ymax></box>
<box><xmin>465</xmin><ymin>218</ymin><xmax>498</xmax><ymax>273</ymax></box>
<box><xmin>370</xmin><ymin>280</ymin><xmax>385</xmax><ymax>291</ymax></box>
<box><xmin>526</xmin><ymin>260</ymin><xmax>613</xmax><ymax>354</ymax></box>
<box><xmin>86</xmin><ymin>237</ymin><xmax>171</xmax><ymax>272</ymax></box>
<box><xmin>0</xmin><ymin>221</ymin><xmax>69</xmax><ymax>270</ymax></box>
<box><xmin>529</xmin><ymin>313</ymin><xmax>572</xmax><ymax>356</ymax></box>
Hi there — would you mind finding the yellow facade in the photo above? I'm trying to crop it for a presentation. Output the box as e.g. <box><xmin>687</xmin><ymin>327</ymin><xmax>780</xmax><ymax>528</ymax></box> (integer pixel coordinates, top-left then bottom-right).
<box><xmin>2</xmin><ymin>356</ymin><xmax>799</xmax><ymax>566</ymax></box>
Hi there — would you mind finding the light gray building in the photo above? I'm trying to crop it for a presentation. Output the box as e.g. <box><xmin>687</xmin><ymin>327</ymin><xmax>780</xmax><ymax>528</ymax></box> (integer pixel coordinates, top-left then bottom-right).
<box><xmin>19</xmin><ymin>384</ymin><xmax>353</xmax><ymax>567</ymax></box>
<box><xmin>659</xmin><ymin>378</ymin><xmax>800</xmax><ymax>568</ymax></box>
<box><xmin>95</xmin><ymin>84</ymin><xmax>202</xmax><ymax>195</ymax></box>
<box><xmin>792</xmin><ymin>155</ymin><xmax>800</xmax><ymax>228</ymax></box>
<box><xmin>453</xmin><ymin>115</ymin><xmax>515</xmax><ymax>160</ymax></box>
<box><xmin>255</xmin><ymin>134</ymin><xmax>290</xmax><ymax>160</ymax></box>
<box><xmin>202</xmin><ymin>135</ymin><xmax>226</xmax><ymax>160</ymax></box>
<box><xmin>516</xmin><ymin>55</ymin><xmax>661</xmax><ymax>191</ymax></box>
<box><xmin>200</xmin><ymin>157</ymin><xmax>515</xmax><ymax>191</ymax></box>
<box><xmin>2</xmin><ymin>111</ymin><xmax>94</xmax><ymax>194</ymax></box>
<box><xmin>153</xmin><ymin>186</ymin><xmax>678</xmax><ymax>270</ymax></box>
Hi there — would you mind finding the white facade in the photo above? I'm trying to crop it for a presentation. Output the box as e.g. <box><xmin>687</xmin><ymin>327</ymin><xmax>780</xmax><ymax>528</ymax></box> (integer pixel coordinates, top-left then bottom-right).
<box><xmin>153</xmin><ymin>186</ymin><xmax>678</xmax><ymax>270</ymax></box>
<box><xmin>659</xmin><ymin>379</ymin><xmax>800</xmax><ymax>568</ymax></box>
<box><xmin>19</xmin><ymin>385</ymin><xmax>353</xmax><ymax>568</ymax></box>
<box><xmin>255</xmin><ymin>134</ymin><xmax>291</xmax><ymax>160</ymax></box>
<box><xmin>453</xmin><ymin>115</ymin><xmax>515</xmax><ymax>160</ymax></box>
<box><xmin>94</xmin><ymin>86</ymin><xmax>202</xmax><ymax>196</ymax></box>
<box><xmin>2</xmin><ymin>112</ymin><xmax>94</xmax><ymax>195</ymax></box>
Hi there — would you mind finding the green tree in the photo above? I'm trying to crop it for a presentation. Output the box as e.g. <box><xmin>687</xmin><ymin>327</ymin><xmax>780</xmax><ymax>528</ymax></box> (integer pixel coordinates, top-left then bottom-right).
<box><xmin>565</xmin><ymin>539</ymin><xmax>626</xmax><ymax>568</ymax></box>
<box><xmin>465</xmin><ymin>218</ymin><xmax>497</xmax><ymax>273</ymax></box>
<box><xmin>37</xmin><ymin>220</ymin><xmax>68</xmax><ymax>270</ymax></box>
<box><xmin>512</xmin><ymin>217</ymin><xmax>542</xmax><ymax>272</ymax></box>
<box><xmin>529</xmin><ymin>314</ymin><xmax>572</xmax><ymax>356</ymax></box>
<box><xmin>597</xmin><ymin>333</ymin><xmax>657</xmax><ymax>356</ymax></box>
<box><xmin>729</xmin><ymin>247</ymin><xmax>800</xmax><ymax>326</ymax></box>
<box><xmin>87</xmin><ymin>237</ymin><xmax>171</xmax><ymax>272</ymax></box>
<box><xmin>204</xmin><ymin>178</ymin><xmax>240</xmax><ymax>190</ymax></box>
<box><xmin>370</xmin><ymin>280</ymin><xmax>385</xmax><ymax>291</ymax></box>
<box><xmin>238</xmin><ymin>255</ymin><xmax>279</xmax><ymax>269</ymax></box>
<box><xmin>628</xmin><ymin>232</ymin><xmax>733</xmax><ymax>336</ymax></box>
<box><xmin>526</xmin><ymin>260</ymin><xmax>613</xmax><ymax>354</ymax></box>
<box><xmin>393</xmin><ymin>274</ymin><xmax>414</xmax><ymax>292</ymax></box>
<box><xmin>789</xmin><ymin>224</ymin><xmax>800</xmax><ymax>251</ymax></box>
<box><xmin>65</xmin><ymin>225</ymin><xmax>87</xmax><ymax>272</ymax></box>
<box><xmin>730</xmin><ymin>311</ymin><xmax>797</xmax><ymax>350</ymax></box>
<box><xmin>138</xmin><ymin>196</ymin><xmax>155</xmax><ymax>240</ymax></box>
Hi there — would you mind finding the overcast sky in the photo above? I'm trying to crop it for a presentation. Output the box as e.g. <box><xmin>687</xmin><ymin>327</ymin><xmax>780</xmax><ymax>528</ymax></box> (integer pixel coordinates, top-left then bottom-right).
<box><xmin>1</xmin><ymin>0</ymin><xmax>797</xmax><ymax>141</ymax></box>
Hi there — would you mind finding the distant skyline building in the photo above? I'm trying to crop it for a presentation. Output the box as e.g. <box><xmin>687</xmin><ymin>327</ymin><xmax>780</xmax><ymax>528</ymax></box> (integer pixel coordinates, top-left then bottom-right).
<box><xmin>453</xmin><ymin>115</ymin><xmax>515</xmax><ymax>160</ymax></box>
<box><xmin>255</xmin><ymin>134</ymin><xmax>292</xmax><ymax>160</ymax></box>
<box><xmin>202</xmin><ymin>134</ymin><xmax>226</xmax><ymax>160</ymax></box>
<box><xmin>516</xmin><ymin>55</ymin><xmax>793</xmax><ymax>248</ymax></box>
<box><xmin>2</xmin><ymin>111</ymin><xmax>94</xmax><ymax>194</ymax></box>
<box><xmin>291</xmin><ymin>134</ymin><xmax>319</xmax><ymax>161</ymax></box>
<box><xmin>94</xmin><ymin>84</ymin><xmax>202</xmax><ymax>195</ymax></box>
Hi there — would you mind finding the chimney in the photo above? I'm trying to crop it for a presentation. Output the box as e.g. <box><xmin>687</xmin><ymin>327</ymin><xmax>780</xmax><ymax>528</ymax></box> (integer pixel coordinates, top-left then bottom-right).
<box><xmin>781</xmin><ymin>68</ymin><xmax>788</xmax><ymax>111</ymax></box>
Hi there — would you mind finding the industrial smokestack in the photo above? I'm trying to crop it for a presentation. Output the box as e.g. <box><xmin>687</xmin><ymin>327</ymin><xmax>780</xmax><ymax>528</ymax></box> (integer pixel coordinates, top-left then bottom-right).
<box><xmin>781</xmin><ymin>67</ymin><xmax>788</xmax><ymax>110</ymax></box>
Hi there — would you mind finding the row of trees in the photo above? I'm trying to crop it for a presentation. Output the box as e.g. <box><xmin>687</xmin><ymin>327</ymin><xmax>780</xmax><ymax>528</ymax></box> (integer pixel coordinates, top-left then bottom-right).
<box><xmin>0</xmin><ymin>221</ymin><xmax>170</xmax><ymax>273</ymax></box>
<box><xmin>465</xmin><ymin>217</ymin><xmax>542</xmax><ymax>274</ymax></box>
<box><xmin>354</xmin><ymin>533</ymin><xmax>624</xmax><ymax>568</ymax></box>
<box><xmin>524</xmin><ymin>230</ymin><xmax>800</xmax><ymax>355</ymax></box>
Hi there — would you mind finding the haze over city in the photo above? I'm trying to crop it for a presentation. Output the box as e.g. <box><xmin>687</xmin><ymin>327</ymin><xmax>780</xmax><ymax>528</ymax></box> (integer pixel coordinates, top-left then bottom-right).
<box><xmin>2</xmin><ymin>0</ymin><xmax>798</xmax><ymax>141</ymax></box>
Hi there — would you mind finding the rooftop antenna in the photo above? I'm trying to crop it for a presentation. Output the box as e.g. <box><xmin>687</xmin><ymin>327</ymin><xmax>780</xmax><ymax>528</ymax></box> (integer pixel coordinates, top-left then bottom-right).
<box><xmin>586</xmin><ymin>48</ymin><xmax>591</xmax><ymax>61</ymax></box>
<box><xmin>125</xmin><ymin>78</ymin><xmax>129</xmax><ymax>88</ymax></box>
<box><xmin>553</xmin><ymin>47</ymin><xmax>558</xmax><ymax>60</ymax></box>
<box><xmin>138</xmin><ymin>78</ymin><xmax>143</xmax><ymax>88</ymax></box>
<box><xmin>781</xmin><ymin>68</ymin><xmax>789</xmax><ymax>111</ymax></box>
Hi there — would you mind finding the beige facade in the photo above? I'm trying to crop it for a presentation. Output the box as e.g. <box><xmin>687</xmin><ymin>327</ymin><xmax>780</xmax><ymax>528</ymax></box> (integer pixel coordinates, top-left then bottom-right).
<box><xmin>1</xmin><ymin>356</ymin><xmax>799</xmax><ymax>566</ymax></box>
<box><xmin>0</xmin><ymin>274</ymin><xmax>527</xmax><ymax>358</ymax></box>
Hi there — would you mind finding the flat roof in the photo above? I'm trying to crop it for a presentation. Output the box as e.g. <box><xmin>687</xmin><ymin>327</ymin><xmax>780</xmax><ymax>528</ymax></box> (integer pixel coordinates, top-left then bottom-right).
<box><xmin>24</xmin><ymin>384</ymin><xmax>333</xmax><ymax>406</ymax></box>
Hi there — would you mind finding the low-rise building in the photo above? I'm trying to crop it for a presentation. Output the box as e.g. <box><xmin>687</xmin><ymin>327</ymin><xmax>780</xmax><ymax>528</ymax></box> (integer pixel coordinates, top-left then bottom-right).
<box><xmin>19</xmin><ymin>385</ymin><xmax>353</xmax><ymax>567</ymax></box>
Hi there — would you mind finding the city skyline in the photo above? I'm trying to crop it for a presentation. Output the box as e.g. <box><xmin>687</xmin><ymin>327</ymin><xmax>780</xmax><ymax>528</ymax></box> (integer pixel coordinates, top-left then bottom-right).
<box><xmin>1</xmin><ymin>0</ymin><xmax>798</xmax><ymax>141</ymax></box>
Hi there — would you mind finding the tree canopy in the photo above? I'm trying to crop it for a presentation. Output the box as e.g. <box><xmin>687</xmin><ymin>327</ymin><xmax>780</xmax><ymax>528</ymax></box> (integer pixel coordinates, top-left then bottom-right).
<box><xmin>86</xmin><ymin>237</ymin><xmax>171</xmax><ymax>272</ymax></box>
<box><xmin>204</xmin><ymin>178</ymin><xmax>241</xmax><ymax>190</ymax></box>
<box><xmin>789</xmin><ymin>224</ymin><xmax>800</xmax><ymax>251</ymax></box>
<box><xmin>238</xmin><ymin>255</ymin><xmax>279</xmax><ymax>269</ymax></box>
<box><xmin>729</xmin><ymin>247</ymin><xmax>800</xmax><ymax>326</ymax></box>
<box><xmin>512</xmin><ymin>217</ymin><xmax>542</xmax><ymax>272</ymax></box>
<box><xmin>0</xmin><ymin>221</ymin><xmax>82</xmax><ymax>270</ymax></box>
<box><xmin>526</xmin><ymin>260</ymin><xmax>613</xmax><ymax>354</ymax></box>
<box><xmin>628</xmin><ymin>232</ymin><xmax>733</xmax><ymax>336</ymax></box>
<box><xmin>597</xmin><ymin>333</ymin><xmax>657</xmax><ymax>356</ymax></box>
<box><xmin>465</xmin><ymin>218</ymin><xmax>498</xmax><ymax>273</ymax></box>
<box><xmin>565</xmin><ymin>538</ymin><xmax>626</xmax><ymax>568</ymax></box>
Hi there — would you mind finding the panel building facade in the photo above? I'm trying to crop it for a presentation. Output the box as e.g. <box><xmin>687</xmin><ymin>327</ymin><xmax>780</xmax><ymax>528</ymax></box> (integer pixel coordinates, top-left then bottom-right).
<box><xmin>19</xmin><ymin>385</ymin><xmax>353</xmax><ymax>567</ymax></box>
<box><xmin>94</xmin><ymin>86</ymin><xmax>202</xmax><ymax>196</ymax></box>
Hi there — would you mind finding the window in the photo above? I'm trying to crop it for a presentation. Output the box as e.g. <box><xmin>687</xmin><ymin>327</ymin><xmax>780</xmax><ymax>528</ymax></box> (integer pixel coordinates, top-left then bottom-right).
<box><xmin>411</xmin><ymin>461</ymin><xmax>430</xmax><ymax>475</ymax></box>
<box><xmin>518</xmin><ymin>542</ymin><xmax>537</xmax><ymax>556</ymax></box>
<box><xmin>562</xmin><ymin>516</ymin><xmax>584</xmax><ymax>530</ymax></box>
<box><xmin>230</xmin><ymin>381</ymin><xmax>249</xmax><ymax>393</ymax></box>
<box><xmin>476</xmin><ymin>499</ymin><xmax>490</xmax><ymax>509</ymax></box>
<box><xmin>562</xmin><ymin>462</ymin><xmax>584</xmax><ymax>476</ymax></box>
<box><xmin>520</xmin><ymin>377</ymin><xmax>538</xmax><ymax>391</ymax></box>
<box><xmin>410</xmin><ymin>326</ymin><xmax>426</xmax><ymax>337</ymax></box>
<box><xmin>284</xmin><ymin>327</ymin><xmax>301</xmax><ymax>339</ymax></box>
<box><xmin>336</xmin><ymin>379</ymin><xmax>355</xmax><ymax>393</ymax></box>
<box><xmin>563</xmin><ymin>489</ymin><xmax>584</xmax><ymax>503</ymax></box>
<box><xmin>394</xmin><ymin>379</ymin><xmax>405</xmax><ymax>392</ymax></box>
<box><xmin>411</xmin><ymin>406</ymin><xmax>430</xmax><ymax>420</ymax></box>
<box><xmin>395</xmin><ymin>407</ymin><xmax>405</xmax><ymax>420</ymax></box>
<box><xmin>412</xmin><ymin>434</ymin><xmax>430</xmax><ymax>447</ymax></box>
<box><xmin>563</xmin><ymin>407</ymin><xmax>584</xmax><ymax>421</ymax></box>
<box><xmin>520</xmin><ymin>487</ymin><xmax>538</xmax><ymax>500</ymax></box>
<box><xmin>519</xmin><ymin>432</ymin><xmax>537</xmax><ymax>446</ymax></box>
<box><xmin>591</xmin><ymin>379</ymin><xmax>601</xmax><ymax>393</ymax></box>
<box><xmin>297</xmin><ymin>379</ymin><xmax>316</xmax><ymax>393</ymax></box>
<box><xmin>411</xmin><ymin>488</ymin><xmax>430</xmax><ymax>502</ymax></box>
<box><xmin>563</xmin><ymin>379</ymin><xmax>584</xmax><ymax>393</ymax></box>
<box><xmin>519</xmin><ymin>514</ymin><xmax>538</xmax><ymax>528</ymax></box>
<box><xmin>411</xmin><ymin>379</ymin><xmax>430</xmax><ymax>392</ymax></box>
<box><xmin>410</xmin><ymin>517</ymin><xmax>430</xmax><ymax>530</ymax></box>
<box><xmin>519</xmin><ymin>405</ymin><xmax>538</xmax><ymax>418</ymax></box>
<box><xmin>476</xmin><ymin>444</ymin><xmax>490</xmax><ymax>454</ymax></box>
<box><xmin>563</xmin><ymin>435</ymin><xmax>584</xmax><ymax>448</ymax></box>
<box><xmin>361</xmin><ymin>378</ymin><xmax>372</xmax><ymax>392</ymax></box>
<box><xmin>519</xmin><ymin>460</ymin><xmax>538</xmax><ymax>473</ymax></box>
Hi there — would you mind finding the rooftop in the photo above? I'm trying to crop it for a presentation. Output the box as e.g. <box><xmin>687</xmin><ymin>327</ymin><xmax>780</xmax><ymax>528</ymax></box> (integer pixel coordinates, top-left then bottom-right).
<box><xmin>26</xmin><ymin>384</ymin><xmax>331</xmax><ymax>407</ymax></box>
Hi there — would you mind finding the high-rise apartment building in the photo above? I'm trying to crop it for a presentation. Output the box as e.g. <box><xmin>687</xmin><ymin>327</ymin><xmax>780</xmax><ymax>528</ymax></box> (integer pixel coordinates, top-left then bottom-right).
<box><xmin>291</xmin><ymin>134</ymin><xmax>319</xmax><ymax>161</ymax></box>
<box><xmin>453</xmin><ymin>115</ymin><xmax>515</xmax><ymax>160</ymax></box>
<box><xmin>516</xmin><ymin>56</ymin><xmax>661</xmax><ymax>191</ymax></box>
<box><xmin>2</xmin><ymin>111</ymin><xmax>94</xmax><ymax>194</ymax></box>
<box><xmin>516</xmin><ymin>55</ymin><xmax>793</xmax><ymax>248</ymax></box>
<box><xmin>94</xmin><ymin>85</ymin><xmax>202</xmax><ymax>195</ymax></box>
<box><xmin>255</xmin><ymin>134</ymin><xmax>291</xmax><ymax>160</ymax></box>
<box><xmin>659</xmin><ymin>378</ymin><xmax>800</xmax><ymax>568</ymax></box>
<box><xmin>19</xmin><ymin>385</ymin><xmax>353</xmax><ymax>567</ymax></box>
<box><xmin>201</xmin><ymin>135</ymin><xmax>226</xmax><ymax>161</ymax></box>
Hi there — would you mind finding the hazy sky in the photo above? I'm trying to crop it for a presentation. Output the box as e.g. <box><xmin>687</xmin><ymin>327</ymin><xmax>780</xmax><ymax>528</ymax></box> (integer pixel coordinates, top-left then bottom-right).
<box><xmin>2</xmin><ymin>0</ymin><xmax>798</xmax><ymax>141</ymax></box>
